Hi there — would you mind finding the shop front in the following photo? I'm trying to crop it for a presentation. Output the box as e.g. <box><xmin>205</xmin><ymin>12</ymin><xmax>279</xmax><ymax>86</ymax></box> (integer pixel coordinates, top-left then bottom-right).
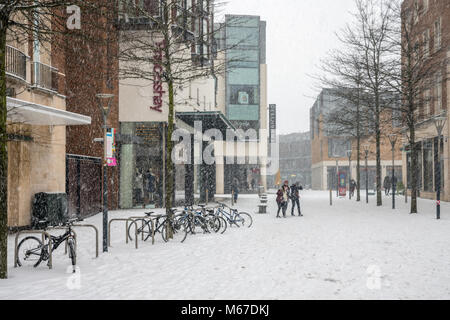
<box><xmin>119</xmin><ymin>122</ymin><xmax>165</xmax><ymax>209</ymax></box>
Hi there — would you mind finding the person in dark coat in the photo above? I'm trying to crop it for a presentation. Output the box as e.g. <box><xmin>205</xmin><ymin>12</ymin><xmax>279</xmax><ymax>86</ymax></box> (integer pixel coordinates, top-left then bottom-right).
<box><xmin>391</xmin><ymin>175</ymin><xmax>398</xmax><ymax>194</ymax></box>
<box><xmin>232</xmin><ymin>178</ymin><xmax>239</xmax><ymax>203</ymax></box>
<box><xmin>383</xmin><ymin>176</ymin><xmax>391</xmax><ymax>195</ymax></box>
<box><xmin>350</xmin><ymin>179</ymin><xmax>356</xmax><ymax>197</ymax></box>
<box><xmin>290</xmin><ymin>182</ymin><xmax>303</xmax><ymax>216</ymax></box>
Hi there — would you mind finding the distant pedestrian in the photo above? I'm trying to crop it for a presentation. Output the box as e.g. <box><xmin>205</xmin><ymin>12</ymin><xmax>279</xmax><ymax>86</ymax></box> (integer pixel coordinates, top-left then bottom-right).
<box><xmin>350</xmin><ymin>179</ymin><xmax>356</xmax><ymax>197</ymax></box>
<box><xmin>383</xmin><ymin>176</ymin><xmax>391</xmax><ymax>195</ymax></box>
<box><xmin>232</xmin><ymin>178</ymin><xmax>239</xmax><ymax>203</ymax></box>
<box><xmin>290</xmin><ymin>182</ymin><xmax>303</xmax><ymax>216</ymax></box>
<box><xmin>391</xmin><ymin>175</ymin><xmax>398</xmax><ymax>194</ymax></box>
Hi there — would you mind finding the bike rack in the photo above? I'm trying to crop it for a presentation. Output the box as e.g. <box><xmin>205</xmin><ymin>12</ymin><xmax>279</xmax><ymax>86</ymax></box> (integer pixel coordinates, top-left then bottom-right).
<box><xmin>14</xmin><ymin>230</ymin><xmax>54</xmax><ymax>269</ymax></box>
<box><xmin>108</xmin><ymin>218</ymin><xmax>139</xmax><ymax>249</ymax></box>
<box><xmin>128</xmin><ymin>217</ymin><xmax>155</xmax><ymax>245</ymax></box>
<box><xmin>72</xmin><ymin>224</ymin><xmax>99</xmax><ymax>258</ymax></box>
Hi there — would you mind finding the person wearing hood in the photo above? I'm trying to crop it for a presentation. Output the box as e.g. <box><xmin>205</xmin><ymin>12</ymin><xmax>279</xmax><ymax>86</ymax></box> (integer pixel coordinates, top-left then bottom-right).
<box><xmin>290</xmin><ymin>182</ymin><xmax>303</xmax><ymax>216</ymax></box>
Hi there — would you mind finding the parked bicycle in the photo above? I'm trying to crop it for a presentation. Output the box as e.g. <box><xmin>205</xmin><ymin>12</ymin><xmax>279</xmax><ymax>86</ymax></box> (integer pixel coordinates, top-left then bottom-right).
<box><xmin>128</xmin><ymin>211</ymin><xmax>188</xmax><ymax>243</ymax></box>
<box><xmin>215</xmin><ymin>202</ymin><xmax>253</xmax><ymax>228</ymax></box>
<box><xmin>16</xmin><ymin>218</ymin><xmax>82</xmax><ymax>273</ymax></box>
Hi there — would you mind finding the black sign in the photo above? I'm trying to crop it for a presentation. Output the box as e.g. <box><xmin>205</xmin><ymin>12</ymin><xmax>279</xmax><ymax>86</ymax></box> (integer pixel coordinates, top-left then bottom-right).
<box><xmin>269</xmin><ymin>104</ymin><xmax>276</xmax><ymax>143</ymax></box>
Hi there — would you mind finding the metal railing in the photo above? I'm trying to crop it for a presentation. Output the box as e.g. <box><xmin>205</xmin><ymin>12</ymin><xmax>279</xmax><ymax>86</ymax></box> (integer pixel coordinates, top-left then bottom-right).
<box><xmin>32</xmin><ymin>61</ymin><xmax>59</xmax><ymax>92</ymax></box>
<box><xmin>6</xmin><ymin>45</ymin><xmax>27</xmax><ymax>81</ymax></box>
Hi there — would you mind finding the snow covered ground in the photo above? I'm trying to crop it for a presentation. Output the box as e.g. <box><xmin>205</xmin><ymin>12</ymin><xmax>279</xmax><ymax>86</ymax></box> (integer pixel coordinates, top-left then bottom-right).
<box><xmin>1</xmin><ymin>190</ymin><xmax>450</xmax><ymax>300</ymax></box>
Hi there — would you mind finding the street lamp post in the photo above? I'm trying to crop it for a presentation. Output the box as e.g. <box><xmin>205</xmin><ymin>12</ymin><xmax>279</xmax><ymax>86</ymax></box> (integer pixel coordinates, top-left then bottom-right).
<box><xmin>347</xmin><ymin>150</ymin><xmax>352</xmax><ymax>200</ymax></box>
<box><xmin>335</xmin><ymin>158</ymin><xmax>339</xmax><ymax>197</ymax></box>
<box><xmin>363</xmin><ymin>144</ymin><xmax>369</xmax><ymax>204</ymax></box>
<box><xmin>96</xmin><ymin>93</ymin><xmax>114</xmax><ymax>253</ymax></box>
<box><xmin>433</xmin><ymin>116</ymin><xmax>447</xmax><ymax>220</ymax></box>
<box><xmin>388</xmin><ymin>134</ymin><xmax>398</xmax><ymax>210</ymax></box>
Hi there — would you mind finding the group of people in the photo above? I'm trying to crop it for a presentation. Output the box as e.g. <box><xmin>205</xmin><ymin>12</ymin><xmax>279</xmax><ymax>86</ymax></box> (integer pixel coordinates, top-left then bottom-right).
<box><xmin>276</xmin><ymin>180</ymin><xmax>303</xmax><ymax>218</ymax></box>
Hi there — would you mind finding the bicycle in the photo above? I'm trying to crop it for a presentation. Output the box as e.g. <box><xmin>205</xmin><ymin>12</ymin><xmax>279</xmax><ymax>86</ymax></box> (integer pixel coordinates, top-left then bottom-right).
<box><xmin>215</xmin><ymin>202</ymin><xmax>253</xmax><ymax>228</ymax></box>
<box><xmin>16</xmin><ymin>218</ymin><xmax>82</xmax><ymax>273</ymax></box>
<box><xmin>128</xmin><ymin>211</ymin><xmax>188</xmax><ymax>243</ymax></box>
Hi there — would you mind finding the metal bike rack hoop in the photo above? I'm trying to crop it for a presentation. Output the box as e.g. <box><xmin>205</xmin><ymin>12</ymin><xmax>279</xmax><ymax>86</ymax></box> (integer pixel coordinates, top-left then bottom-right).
<box><xmin>108</xmin><ymin>218</ymin><xmax>138</xmax><ymax>249</ymax></box>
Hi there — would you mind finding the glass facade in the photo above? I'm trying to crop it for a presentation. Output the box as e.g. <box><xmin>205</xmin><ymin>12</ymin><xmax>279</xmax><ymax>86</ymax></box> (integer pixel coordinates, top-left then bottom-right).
<box><xmin>119</xmin><ymin>122</ymin><xmax>164</xmax><ymax>209</ymax></box>
<box><xmin>225</xmin><ymin>15</ymin><xmax>261</xmax><ymax>128</ymax></box>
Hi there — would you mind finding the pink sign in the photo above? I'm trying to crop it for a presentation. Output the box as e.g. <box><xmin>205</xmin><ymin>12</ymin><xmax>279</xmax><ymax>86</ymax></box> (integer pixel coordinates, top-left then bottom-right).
<box><xmin>107</xmin><ymin>157</ymin><xmax>117</xmax><ymax>167</ymax></box>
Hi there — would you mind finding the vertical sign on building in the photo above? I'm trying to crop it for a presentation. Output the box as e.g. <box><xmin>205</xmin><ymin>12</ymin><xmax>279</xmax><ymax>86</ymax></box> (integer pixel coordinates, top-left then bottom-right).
<box><xmin>106</xmin><ymin>128</ymin><xmax>117</xmax><ymax>167</ymax></box>
<box><xmin>269</xmin><ymin>104</ymin><xmax>276</xmax><ymax>144</ymax></box>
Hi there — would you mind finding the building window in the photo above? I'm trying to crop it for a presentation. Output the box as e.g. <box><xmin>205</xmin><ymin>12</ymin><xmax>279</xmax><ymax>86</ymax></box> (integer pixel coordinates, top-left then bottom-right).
<box><xmin>423</xmin><ymin>29</ymin><xmax>430</xmax><ymax>58</ymax></box>
<box><xmin>423</xmin><ymin>139</ymin><xmax>433</xmax><ymax>192</ymax></box>
<box><xmin>435</xmin><ymin>71</ymin><xmax>442</xmax><ymax>114</ymax></box>
<box><xmin>424</xmin><ymin>89</ymin><xmax>430</xmax><ymax>117</ymax></box>
<box><xmin>414</xmin><ymin>0</ymin><xmax>419</xmax><ymax>23</ymax></box>
<box><xmin>434</xmin><ymin>18</ymin><xmax>441</xmax><ymax>51</ymax></box>
<box><xmin>423</xmin><ymin>0</ymin><xmax>428</xmax><ymax>13</ymax></box>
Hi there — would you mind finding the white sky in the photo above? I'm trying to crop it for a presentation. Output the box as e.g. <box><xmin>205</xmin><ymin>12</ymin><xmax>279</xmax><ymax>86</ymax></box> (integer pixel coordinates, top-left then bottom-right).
<box><xmin>221</xmin><ymin>0</ymin><xmax>358</xmax><ymax>135</ymax></box>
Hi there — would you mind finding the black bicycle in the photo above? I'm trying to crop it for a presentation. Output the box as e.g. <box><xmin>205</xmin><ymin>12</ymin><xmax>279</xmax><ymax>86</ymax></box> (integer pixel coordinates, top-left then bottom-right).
<box><xmin>128</xmin><ymin>211</ymin><xmax>188</xmax><ymax>243</ymax></box>
<box><xmin>16</xmin><ymin>219</ymin><xmax>82</xmax><ymax>272</ymax></box>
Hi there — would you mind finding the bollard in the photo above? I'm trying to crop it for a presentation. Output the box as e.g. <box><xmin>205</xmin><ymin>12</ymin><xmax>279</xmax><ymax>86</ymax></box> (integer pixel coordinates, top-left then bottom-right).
<box><xmin>405</xmin><ymin>188</ymin><xmax>408</xmax><ymax>203</ymax></box>
<box><xmin>330</xmin><ymin>189</ymin><xmax>332</xmax><ymax>206</ymax></box>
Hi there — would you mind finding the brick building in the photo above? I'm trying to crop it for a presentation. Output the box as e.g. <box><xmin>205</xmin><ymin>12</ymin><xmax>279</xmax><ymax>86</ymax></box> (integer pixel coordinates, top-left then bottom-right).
<box><xmin>64</xmin><ymin>1</ymin><xmax>120</xmax><ymax>217</ymax></box>
<box><xmin>401</xmin><ymin>0</ymin><xmax>449</xmax><ymax>201</ymax></box>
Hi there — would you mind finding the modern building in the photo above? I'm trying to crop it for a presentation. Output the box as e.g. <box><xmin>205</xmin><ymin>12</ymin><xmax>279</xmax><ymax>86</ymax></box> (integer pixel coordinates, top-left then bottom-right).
<box><xmin>401</xmin><ymin>0</ymin><xmax>449</xmax><ymax>201</ymax></box>
<box><xmin>310</xmin><ymin>89</ymin><xmax>402</xmax><ymax>191</ymax></box>
<box><xmin>278</xmin><ymin>132</ymin><xmax>311</xmax><ymax>189</ymax></box>
<box><xmin>6</xmin><ymin>19</ymin><xmax>91</xmax><ymax>228</ymax></box>
<box><xmin>215</xmin><ymin>15</ymin><xmax>268</xmax><ymax>194</ymax></box>
<box><xmin>117</xmin><ymin>0</ymin><xmax>232</xmax><ymax>208</ymax></box>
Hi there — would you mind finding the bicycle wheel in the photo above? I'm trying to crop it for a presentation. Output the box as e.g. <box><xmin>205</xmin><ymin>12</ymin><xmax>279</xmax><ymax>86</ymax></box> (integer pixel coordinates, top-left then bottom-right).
<box><xmin>127</xmin><ymin>219</ymin><xmax>151</xmax><ymax>242</ymax></box>
<box><xmin>16</xmin><ymin>236</ymin><xmax>43</xmax><ymax>267</ymax></box>
<box><xmin>68</xmin><ymin>238</ymin><xmax>76</xmax><ymax>273</ymax></box>
<box><xmin>217</xmin><ymin>216</ymin><xmax>228</xmax><ymax>234</ymax></box>
<box><xmin>236</xmin><ymin>212</ymin><xmax>253</xmax><ymax>228</ymax></box>
<box><xmin>162</xmin><ymin>220</ymin><xmax>188</xmax><ymax>243</ymax></box>
<box><xmin>206</xmin><ymin>214</ymin><xmax>221</xmax><ymax>233</ymax></box>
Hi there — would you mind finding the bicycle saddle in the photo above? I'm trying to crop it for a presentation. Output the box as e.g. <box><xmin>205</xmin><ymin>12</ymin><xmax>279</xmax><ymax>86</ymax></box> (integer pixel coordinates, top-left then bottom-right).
<box><xmin>144</xmin><ymin>212</ymin><xmax>155</xmax><ymax>216</ymax></box>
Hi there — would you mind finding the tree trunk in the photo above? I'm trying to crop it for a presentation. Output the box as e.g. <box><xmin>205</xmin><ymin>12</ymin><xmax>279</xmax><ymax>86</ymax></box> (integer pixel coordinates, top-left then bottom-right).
<box><xmin>356</xmin><ymin>93</ymin><xmax>361</xmax><ymax>202</ymax></box>
<box><xmin>0</xmin><ymin>22</ymin><xmax>9</xmax><ymax>279</ymax></box>
<box><xmin>409</xmin><ymin>125</ymin><xmax>418</xmax><ymax>214</ymax></box>
<box><xmin>374</xmin><ymin>89</ymin><xmax>382</xmax><ymax>206</ymax></box>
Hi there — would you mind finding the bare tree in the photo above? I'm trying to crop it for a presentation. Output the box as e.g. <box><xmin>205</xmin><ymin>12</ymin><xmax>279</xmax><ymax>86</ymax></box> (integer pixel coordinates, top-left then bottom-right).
<box><xmin>117</xmin><ymin>0</ymin><xmax>239</xmax><ymax>236</ymax></box>
<box><xmin>318</xmin><ymin>48</ymin><xmax>371</xmax><ymax>202</ymax></box>
<box><xmin>332</xmin><ymin>0</ymin><xmax>398</xmax><ymax>206</ymax></box>
<box><xmin>383</xmin><ymin>0</ymin><xmax>449</xmax><ymax>213</ymax></box>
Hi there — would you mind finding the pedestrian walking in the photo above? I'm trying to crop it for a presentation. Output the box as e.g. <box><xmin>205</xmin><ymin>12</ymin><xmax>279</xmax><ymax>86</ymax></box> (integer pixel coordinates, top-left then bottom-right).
<box><xmin>383</xmin><ymin>176</ymin><xmax>391</xmax><ymax>195</ymax></box>
<box><xmin>350</xmin><ymin>179</ymin><xmax>356</xmax><ymax>197</ymax></box>
<box><xmin>290</xmin><ymin>182</ymin><xmax>303</xmax><ymax>216</ymax></box>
